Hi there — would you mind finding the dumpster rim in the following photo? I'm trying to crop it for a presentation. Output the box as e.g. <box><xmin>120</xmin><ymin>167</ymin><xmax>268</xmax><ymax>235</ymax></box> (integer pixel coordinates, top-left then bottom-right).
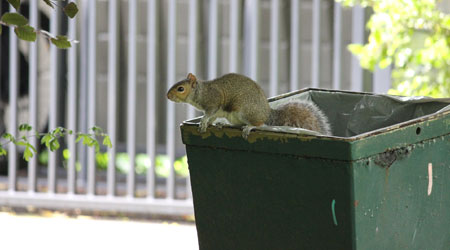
<box><xmin>181</xmin><ymin>88</ymin><xmax>450</xmax><ymax>142</ymax></box>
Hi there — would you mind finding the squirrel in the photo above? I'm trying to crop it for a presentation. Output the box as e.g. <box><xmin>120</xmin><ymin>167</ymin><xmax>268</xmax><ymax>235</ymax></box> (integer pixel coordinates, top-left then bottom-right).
<box><xmin>167</xmin><ymin>73</ymin><xmax>332</xmax><ymax>138</ymax></box>
<box><xmin>167</xmin><ymin>73</ymin><xmax>271</xmax><ymax>137</ymax></box>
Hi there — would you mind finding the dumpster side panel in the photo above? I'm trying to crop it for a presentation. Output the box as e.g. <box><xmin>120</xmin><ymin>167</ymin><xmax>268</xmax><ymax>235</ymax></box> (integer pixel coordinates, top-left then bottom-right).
<box><xmin>187</xmin><ymin>146</ymin><xmax>354</xmax><ymax>250</ymax></box>
<box><xmin>353</xmin><ymin>135</ymin><xmax>450</xmax><ymax>250</ymax></box>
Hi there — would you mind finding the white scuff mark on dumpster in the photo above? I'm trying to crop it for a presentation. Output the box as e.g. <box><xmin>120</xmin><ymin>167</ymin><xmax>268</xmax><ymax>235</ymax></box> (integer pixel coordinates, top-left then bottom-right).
<box><xmin>412</xmin><ymin>228</ymin><xmax>417</xmax><ymax>243</ymax></box>
<box><xmin>427</xmin><ymin>163</ymin><xmax>433</xmax><ymax>196</ymax></box>
<box><xmin>331</xmin><ymin>199</ymin><xmax>338</xmax><ymax>226</ymax></box>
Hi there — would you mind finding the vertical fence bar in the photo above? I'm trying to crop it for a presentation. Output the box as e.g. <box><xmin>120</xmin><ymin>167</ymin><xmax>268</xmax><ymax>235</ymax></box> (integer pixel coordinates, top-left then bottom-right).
<box><xmin>0</xmin><ymin>1</ymin><xmax>2</xmax><ymax>74</ymax></box>
<box><xmin>67</xmin><ymin>0</ymin><xmax>78</xmax><ymax>195</ymax></box>
<box><xmin>269</xmin><ymin>0</ymin><xmax>279</xmax><ymax>97</ymax></box>
<box><xmin>87</xmin><ymin>0</ymin><xmax>97</xmax><ymax>196</ymax></box>
<box><xmin>48</xmin><ymin>5</ymin><xmax>60</xmax><ymax>194</ymax></box>
<box><xmin>127</xmin><ymin>0</ymin><xmax>137</xmax><ymax>198</ymax></box>
<box><xmin>107</xmin><ymin>0</ymin><xmax>118</xmax><ymax>197</ymax></box>
<box><xmin>332</xmin><ymin>2</ymin><xmax>342</xmax><ymax>90</ymax></box>
<box><xmin>187</xmin><ymin>0</ymin><xmax>197</xmax><ymax>119</ymax></box>
<box><xmin>229</xmin><ymin>0</ymin><xmax>240</xmax><ymax>73</ymax></box>
<box><xmin>208</xmin><ymin>0</ymin><xmax>218</xmax><ymax>79</ymax></box>
<box><xmin>28</xmin><ymin>0</ymin><xmax>38</xmax><ymax>193</ymax></box>
<box><xmin>289</xmin><ymin>0</ymin><xmax>300</xmax><ymax>91</ymax></box>
<box><xmin>77</xmin><ymin>0</ymin><xmax>89</xmax><ymax>189</ymax></box>
<box><xmin>186</xmin><ymin>0</ymin><xmax>198</xmax><ymax>200</ymax></box>
<box><xmin>166</xmin><ymin>0</ymin><xmax>177</xmax><ymax>200</ymax></box>
<box><xmin>373</xmin><ymin>66</ymin><xmax>391</xmax><ymax>93</ymax></box>
<box><xmin>8</xmin><ymin>5</ymin><xmax>18</xmax><ymax>193</ymax></box>
<box><xmin>311</xmin><ymin>0</ymin><xmax>321</xmax><ymax>88</ymax></box>
<box><xmin>147</xmin><ymin>0</ymin><xmax>158</xmax><ymax>199</ymax></box>
<box><xmin>244</xmin><ymin>0</ymin><xmax>259</xmax><ymax>81</ymax></box>
<box><xmin>351</xmin><ymin>6</ymin><xmax>364</xmax><ymax>92</ymax></box>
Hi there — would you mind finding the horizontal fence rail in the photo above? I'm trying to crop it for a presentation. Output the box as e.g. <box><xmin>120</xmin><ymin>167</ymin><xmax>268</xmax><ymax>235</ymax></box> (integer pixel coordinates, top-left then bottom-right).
<box><xmin>0</xmin><ymin>0</ymin><xmax>390</xmax><ymax>216</ymax></box>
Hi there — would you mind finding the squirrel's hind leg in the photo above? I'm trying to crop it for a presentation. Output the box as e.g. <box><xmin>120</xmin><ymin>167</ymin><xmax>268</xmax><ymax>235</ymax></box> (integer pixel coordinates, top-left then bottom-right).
<box><xmin>242</xmin><ymin>123</ymin><xmax>268</xmax><ymax>139</ymax></box>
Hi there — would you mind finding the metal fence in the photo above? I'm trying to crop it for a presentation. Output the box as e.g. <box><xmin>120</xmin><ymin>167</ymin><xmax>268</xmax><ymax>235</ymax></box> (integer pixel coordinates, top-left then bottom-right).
<box><xmin>0</xmin><ymin>0</ymin><xmax>391</xmax><ymax>215</ymax></box>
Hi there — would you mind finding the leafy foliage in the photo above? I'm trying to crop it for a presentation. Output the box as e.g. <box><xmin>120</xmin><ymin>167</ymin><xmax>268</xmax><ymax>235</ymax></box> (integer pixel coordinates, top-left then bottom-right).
<box><xmin>0</xmin><ymin>2</ymin><xmax>108</xmax><ymax>162</ymax></box>
<box><xmin>338</xmin><ymin>0</ymin><xmax>450</xmax><ymax>97</ymax></box>
<box><xmin>0</xmin><ymin>0</ymin><xmax>79</xmax><ymax>49</ymax></box>
<box><xmin>0</xmin><ymin>125</ymin><xmax>112</xmax><ymax>162</ymax></box>
<box><xmin>113</xmin><ymin>153</ymin><xmax>189</xmax><ymax>177</ymax></box>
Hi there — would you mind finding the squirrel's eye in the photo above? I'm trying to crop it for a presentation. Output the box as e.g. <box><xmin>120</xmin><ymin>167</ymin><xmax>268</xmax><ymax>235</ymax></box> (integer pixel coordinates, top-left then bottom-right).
<box><xmin>177</xmin><ymin>86</ymin><xmax>184</xmax><ymax>92</ymax></box>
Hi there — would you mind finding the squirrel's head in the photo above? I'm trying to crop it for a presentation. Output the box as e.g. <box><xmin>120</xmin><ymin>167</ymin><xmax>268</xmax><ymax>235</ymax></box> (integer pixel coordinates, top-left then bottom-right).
<box><xmin>167</xmin><ymin>73</ymin><xmax>197</xmax><ymax>103</ymax></box>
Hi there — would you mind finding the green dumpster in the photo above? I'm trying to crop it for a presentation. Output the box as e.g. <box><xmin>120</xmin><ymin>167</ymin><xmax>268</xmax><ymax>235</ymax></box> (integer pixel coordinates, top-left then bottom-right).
<box><xmin>180</xmin><ymin>88</ymin><xmax>450</xmax><ymax>250</ymax></box>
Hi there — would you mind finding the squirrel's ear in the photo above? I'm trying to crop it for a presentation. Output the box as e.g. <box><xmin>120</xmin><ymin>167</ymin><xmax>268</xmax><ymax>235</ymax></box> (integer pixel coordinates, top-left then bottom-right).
<box><xmin>187</xmin><ymin>73</ymin><xmax>197</xmax><ymax>88</ymax></box>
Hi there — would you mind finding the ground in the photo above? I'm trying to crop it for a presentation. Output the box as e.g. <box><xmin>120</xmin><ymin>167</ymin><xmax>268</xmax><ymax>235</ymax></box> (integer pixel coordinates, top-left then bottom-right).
<box><xmin>0</xmin><ymin>211</ymin><xmax>198</xmax><ymax>250</ymax></box>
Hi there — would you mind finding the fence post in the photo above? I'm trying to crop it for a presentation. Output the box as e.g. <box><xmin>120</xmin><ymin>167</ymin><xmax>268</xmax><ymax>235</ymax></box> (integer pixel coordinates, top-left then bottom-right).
<box><xmin>350</xmin><ymin>6</ymin><xmax>365</xmax><ymax>92</ymax></box>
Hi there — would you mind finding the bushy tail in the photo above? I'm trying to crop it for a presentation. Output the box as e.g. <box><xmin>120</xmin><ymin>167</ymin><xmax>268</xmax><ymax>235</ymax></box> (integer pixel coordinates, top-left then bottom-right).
<box><xmin>267</xmin><ymin>101</ymin><xmax>332</xmax><ymax>136</ymax></box>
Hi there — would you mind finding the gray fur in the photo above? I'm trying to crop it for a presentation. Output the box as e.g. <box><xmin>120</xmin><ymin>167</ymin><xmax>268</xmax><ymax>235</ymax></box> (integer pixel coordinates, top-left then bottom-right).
<box><xmin>267</xmin><ymin>101</ymin><xmax>332</xmax><ymax>136</ymax></box>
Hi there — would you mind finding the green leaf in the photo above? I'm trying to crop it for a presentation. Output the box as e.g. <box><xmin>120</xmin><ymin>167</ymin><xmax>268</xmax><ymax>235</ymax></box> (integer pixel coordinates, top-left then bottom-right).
<box><xmin>49</xmin><ymin>139</ymin><xmax>60</xmax><ymax>151</ymax></box>
<box><xmin>7</xmin><ymin>0</ymin><xmax>20</xmax><ymax>11</ymax></box>
<box><xmin>50</xmin><ymin>36</ymin><xmax>71</xmax><ymax>49</ymax></box>
<box><xmin>75</xmin><ymin>135</ymin><xmax>84</xmax><ymax>143</ymax></box>
<box><xmin>87</xmin><ymin>138</ymin><xmax>96</xmax><ymax>147</ymax></box>
<box><xmin>19</xmin><ymin>123</ymin><xmax>33</xmax><ymax>131</ymax></box>
<box><xmin>63</xmin><ymin>149</ymin><xmax>71</xmax><ymax>160</ymax></box>
<box><xmin>52</xmin><ymin>127</ymin><xmax>64</xmax><ymax>137</ymax></box>
<box><xmin>96</xmin><ymin>152</ymin><xmax>108</xmax><ymax>169</ymax></box>
<box><xmin>78</xmin><ymin>135</ymin><xmax>94</xmax><ymax>147</ymax></box>
<box><xmin>2</xmin><ymin>133</ymin><xmax>15</xmax><ymax>142</ymax></box>
<box><xmin>94</xmin><ymin>141</ymin><xmax>100</xmax><ymax>153</ymax></box>
<box><xmin>23</xmin><ymin>146</ymin><xmax>33</xmax><ymax>161</ymax></box>
<box><xmin>348</xmin><ymin>44</ymin><xmax>365</xmax><ymax>56</ymax></box>
<box><xmin>17</xmin><ymin>141</ymin><xmax>37</xmax><ymax>155</ymax></box>
<box><xmin>1</xmin><ymin>12</ymin><xmax>28</xmax><ymax>26</ymax></box>
<box><xmin>41</xmin><ymin>134</ymin><xmax>53</xmax><ymax>148</ymax></box>
<box><xmin>91</xmin><ymin>126</ymin><xmax>103</xmax><ymax>134</ymax></box>
<box><xmin>443</xmin><ymin>16</ymin><xmax>450</xmax><ymax>30</ymax></box>
<box><xmin>372</xmin><ymin>30</ymin><xmax>382</xmax><ymax>43</ymax></box>
<box><xmin>379</xmin><ymin>57</ymin><xmax>392</xmax><ymax>69</ymax></box>
<box><xmin>38</xmin><ymin>150</ymin><xmax>49</xmax><ymax>165</ymax></box>
<box><xmin>15</xmin><ymin>25</ymin><xmax>36</xmax><ymax>42</ymax></box>
<box><xmin>27</xmin><ymin>143</ymin><xmax>36</xmax><ymax>153</ymax></box>
<box><xmin>15</xmin><ymin>141</ymin><xmax>27</xmax><ymax>147</ymax></box>
<box><xmin>42</xmin><ymin>0</ymin><xmax>54</xmax><ymax>8</ymax></box>
<box><xmin>0</xmin><ymin>146</ymin><xmax>7</xmax><ymax>156</ymax></box>
<box><xmin>63</xmin><ymin>2</ymin><xmax>79</xmax><ymax>19</ymax></box>
<box><xmin>102</xmin><ymin>136</ymin><xmax>112</xmax><ymax>148</ymax></box>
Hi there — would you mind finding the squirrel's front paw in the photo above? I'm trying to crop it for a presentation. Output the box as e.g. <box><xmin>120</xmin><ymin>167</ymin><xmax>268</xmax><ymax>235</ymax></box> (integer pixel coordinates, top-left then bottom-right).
<box><xmin>198</xmin><ymin>123</ymin><xmax>208</xmax><ymax>133</ymax></box>
<box><xmin>242</xmin><ymin>125</ymin><xmax>255</xmax><ymax>139</ymax></box>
